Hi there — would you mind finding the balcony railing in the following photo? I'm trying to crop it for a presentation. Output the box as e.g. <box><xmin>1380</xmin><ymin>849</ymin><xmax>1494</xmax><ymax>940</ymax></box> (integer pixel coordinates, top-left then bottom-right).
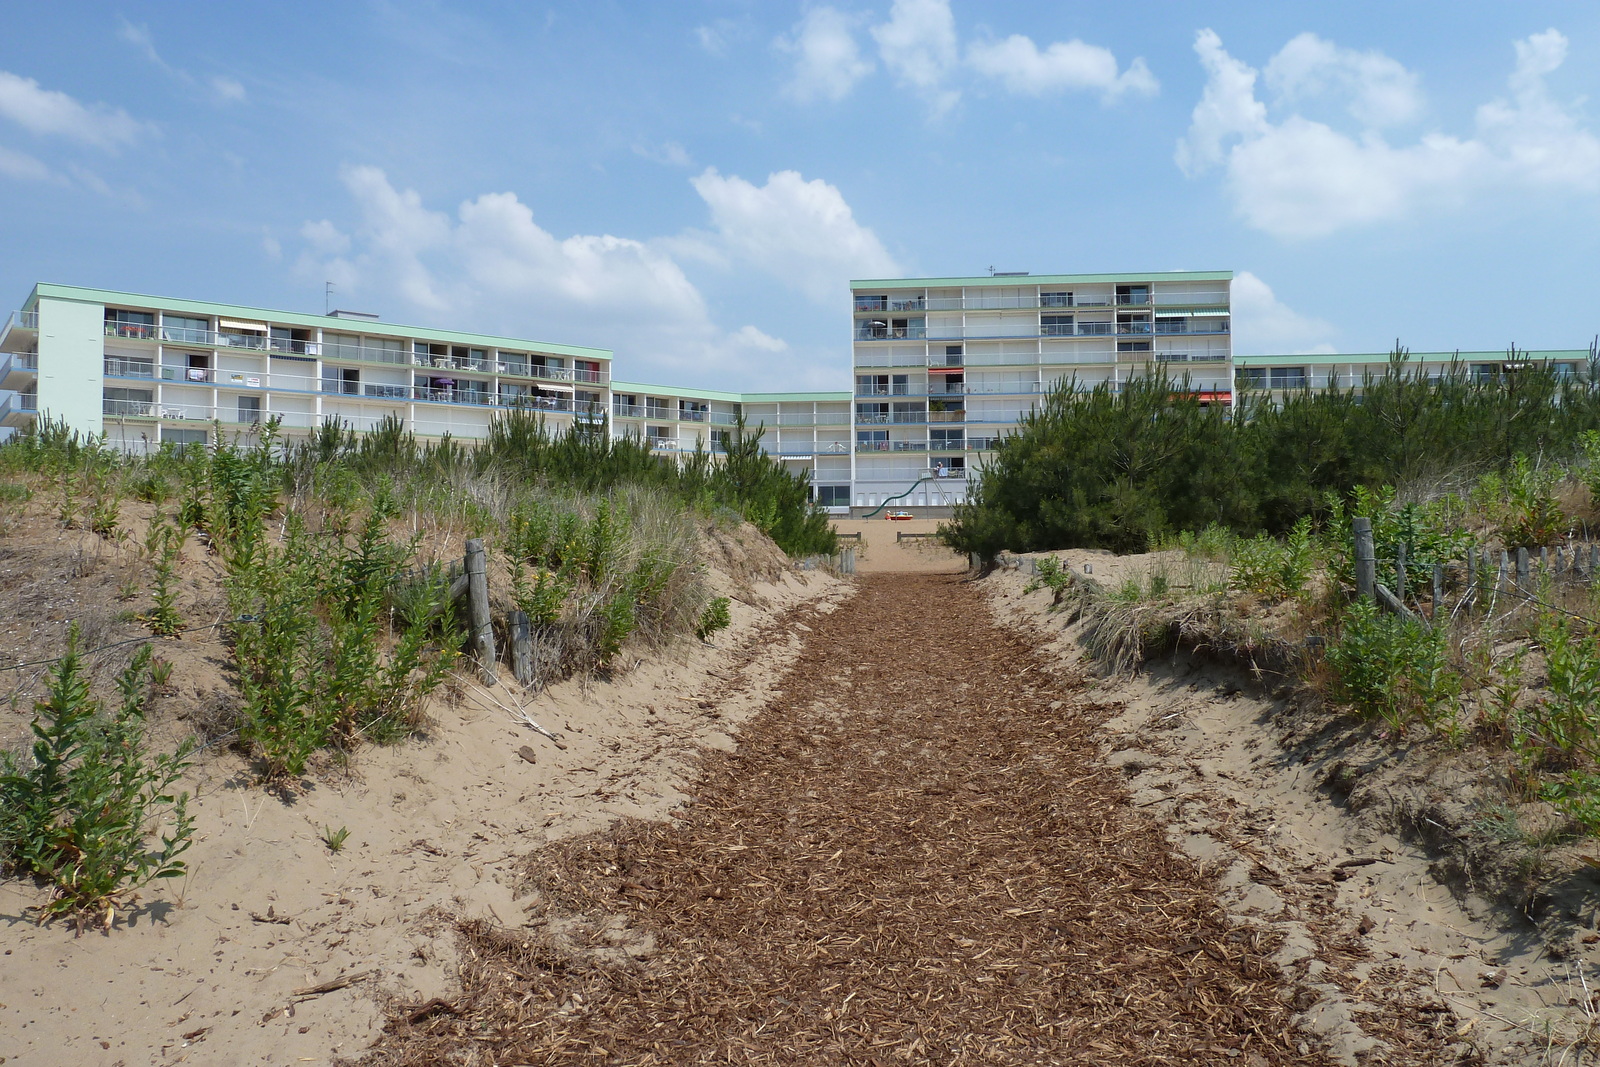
<box><xmin>1154</xmin><ymin>320</ymin><xmax>1230</xmax><ymax>335</ymax></box>
<box><xmin>855</xmin><ymin>326</ymin><xmax>927</xmax><ymax>341</ymax></box>
<box><xmin>18</xmin><ymin>391</ymin><xmax>37</xmax><ymax>411</ymax></box>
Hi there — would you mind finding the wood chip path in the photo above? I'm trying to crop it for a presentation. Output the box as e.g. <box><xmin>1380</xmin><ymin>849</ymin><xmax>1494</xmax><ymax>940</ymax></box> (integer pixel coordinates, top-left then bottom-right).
<box><xmin>355</xmin><ymin>573</ymin><xmax>1464</xmax><ymax>1066</ymax></box>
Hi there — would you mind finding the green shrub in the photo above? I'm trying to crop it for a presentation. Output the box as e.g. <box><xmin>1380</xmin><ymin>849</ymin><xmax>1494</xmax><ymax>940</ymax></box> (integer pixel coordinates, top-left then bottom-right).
<box><xmin>695</xmin><ymin>596</ymin><xmax>732</xmax><ymax>642</ymax></box>
<box><xmin>0</xmin><ymin>633</ymin><xmax>195</xmax><ymax>927</ymax></box>
<box><xmin>144</xmin><ymin>521</ymin><xmax>184</xmax><ymax>637</ymax></box>
<box><xmin>1326</xmin><ymin>599</ymin><xmax>1459</xmax><ymax>735</ymax></box>
<box><xmin>1228</xmin><ymin>518</ymin><xmax>1314</xmax><ymax>600</ymax></box>
<box><xmin>1517</xmin><ymin>616</ymin><xmax>1600</xmax><ymax>767</ymax></box>
<box><xmin>1473</xmin><ymin>455</ymin><xmax>1570</xmax><ymax>549</ymax></box>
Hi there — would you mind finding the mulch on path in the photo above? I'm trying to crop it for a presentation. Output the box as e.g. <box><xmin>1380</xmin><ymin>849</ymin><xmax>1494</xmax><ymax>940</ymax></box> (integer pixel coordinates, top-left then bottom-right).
<box><xmin>355</xmin><ymin>573</ymin><xmax>1455</xmax><ymax>1066</ymax></box>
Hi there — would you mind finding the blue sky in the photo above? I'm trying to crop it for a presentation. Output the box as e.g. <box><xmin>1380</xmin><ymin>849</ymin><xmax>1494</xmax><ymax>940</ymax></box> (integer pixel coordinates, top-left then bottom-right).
<box><xmin>3</xmin><ymin>1</ymin><xmax>1598</xmax><ymax>391</ymax></box>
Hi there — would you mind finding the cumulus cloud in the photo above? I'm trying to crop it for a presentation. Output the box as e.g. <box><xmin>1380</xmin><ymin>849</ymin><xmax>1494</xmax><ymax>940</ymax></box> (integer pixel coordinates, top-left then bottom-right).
<box><xmin>0</xmin><ymin>71</ymin><xmax>144</xmax><ymax>148</ymax></box>
<box><xmin>1230</xmin><ymin>271</ymin><xmax>1336</xmax><ymax>354</ymax></box>
<box><xmin>778</xmin><ymin>7</ymin><xmax>874</xmax><ymax>103</ymax></box>
<box><xmin>1176</xmin><ymin>28</ymin><xmax>1600</xmax><ymax>239</ymax></box>
<box><xmin>871</xmin><ymin>0</ymin><xmax>960</xmax><ymax>113</ymax></box>
<box><xmin>689</xmin><ymin>167</ymin><xmax>901</xmax><ymax>302</ymax></box>
<box><xmin>967</xmin><ymin>34</ymin><xmax>1157</xmax><ymax>101</ymax></box>
<box><xmin>296</xmin><ymin>167</ymin><xmax>900</xmax><ymax>381</ymax></box>
<box><xmin>1263</xmin><ymin>33</ymin><xmax>1421</xmax><ymax>127</ymax></box>
<box><xmin>773</xmin><ymin>0</ymin><xmax>1156</xmax><ymax>114</ymax></box>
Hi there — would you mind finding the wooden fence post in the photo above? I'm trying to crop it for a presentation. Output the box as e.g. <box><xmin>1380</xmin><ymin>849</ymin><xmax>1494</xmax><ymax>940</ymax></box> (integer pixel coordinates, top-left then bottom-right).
<box><xmin>510</xmin><ymin>610</ymin><xmax>533</xmax><ymax>686</ymax></box>
<box><xmin>1432</xmin><ymin>563</ymin><xmax>1444</xmax><ymax>619</ymax></box>
<box><xmin>465</xmin><ymin>538</ymin><xmax>497</xmax><ymax>685</ymax></box>
<box><xmin>1352</xmin><ymin>517</ymin><xmax>1375</xmax><ymax>601</ymax></box>
<box><xmin>1515</xmin><ymin>547</ymin><xmax>1530</xmax><ymax>595</ymax></box>
<box><xmin>1395</xmin><ymin>542</ymin><xmax>1407</xmax><ymax>604</ymax></box>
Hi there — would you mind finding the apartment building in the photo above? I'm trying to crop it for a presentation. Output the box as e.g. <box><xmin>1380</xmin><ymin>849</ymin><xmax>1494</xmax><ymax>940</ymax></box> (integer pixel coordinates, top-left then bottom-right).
<box><xmin>848</xmin><ymin>271</ymin><xmax>1233</xmax><ymax>510</ymax></box>
<box><xmin>1231</xmin><ymin>349</ymin><xmax>1593</xmax><ymax>401</ymax></box>
<box><xmin>0</xmin><ymin>284</ymin><xmax>611</xmax><ymax>451</ymax></box>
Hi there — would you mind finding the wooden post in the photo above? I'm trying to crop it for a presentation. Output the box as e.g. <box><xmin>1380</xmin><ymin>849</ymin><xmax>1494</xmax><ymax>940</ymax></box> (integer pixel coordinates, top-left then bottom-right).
<box><xmin>1555</xmin><ymin>547</ymin><xmax>1566</xmax><ymax>575</ymax></box>
<box><xmin>1540</xmin><ymin>546</ymin><xmax>1549</xmax><ymax>576</ymax></box>
<box><xmin>1500</xmin><ymin>550</ymin><xmax>1510</xmax><ymax>591</ymax></box>
<box><xmin>1432</xmin><ymin>563</ymin><xmax>1444</xmax><ymax>620</ymax></box>
<box><xmin>1592</xmin><ymin>544</ymin><xmax>1598</xmax><ymax>579</ymax></box>
<box><xmin>1515</xmin><ymin>547</ymin><xmax>1530</xmax><ymax>595</ymax></box>
<box><xmin>1395</xmin><ymin>542</ymin><xmax>1407</xmax><ymax>605</ymax></box>
<box><xmin>510</xmin><ymin>610</ymin><xmax>532</xmax><ymax>686</ymax></box>
<box><xmin>465</xmin><ymin>538</ymin><xmax>497</xmax><ymax>685</ymax></box>
<box><xmin>1353</xmin><ymin>517</ymin><xmax>1376</xmax><ymax>601</ymax></box>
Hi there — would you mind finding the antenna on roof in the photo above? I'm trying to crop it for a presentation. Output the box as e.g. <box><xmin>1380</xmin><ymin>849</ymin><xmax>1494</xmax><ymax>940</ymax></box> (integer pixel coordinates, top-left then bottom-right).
<box><xmin>325</xmin><ymin>281</ymin><xmax>334</xmax><ymax>316</ymax></box>
<box><xmin>988</xmin><ymin>265</ymin><xmax>995</xmax><ymax>276</ymax></box>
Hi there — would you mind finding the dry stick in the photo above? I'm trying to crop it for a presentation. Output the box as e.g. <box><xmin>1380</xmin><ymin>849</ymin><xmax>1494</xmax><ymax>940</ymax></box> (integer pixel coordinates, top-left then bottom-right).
<box><xmin>453</xmin><ymin>671</ymin><xmax>567</xmax><ymax>748</ymax></box>
<box><xmin>292</xmin><ymin>969</ymin><xmax>376</xmax><ymax>999</ymax></box>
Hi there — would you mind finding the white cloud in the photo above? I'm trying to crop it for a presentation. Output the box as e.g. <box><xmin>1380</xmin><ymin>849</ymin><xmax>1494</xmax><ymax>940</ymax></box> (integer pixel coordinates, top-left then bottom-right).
<box><xmin>211</xmin><ymin>76</ymin><xmax>247</xmax><ymax>103</ymax></box>
<box><xmin>633</xmin><ymin>141</ymin><xmax>692</xmax><ymax>167</ymax></box>
<box><xmin>119</xmin><ymin>20</ymin><xmax>245</xmax><ymax>105</ymax></box>
<box><xmin>1176</xmin><ymin>28</ymin><xmax>1599</xmax><ymax>239</ymax></box>
<box><xmin>0</xmin><ymin>71</ymin><xmax>143</xmax><ymax>148</ymax></box>
<box><xmin>695</xmin><ymin>19</ymin><xmax>737</xmax><ymax>56</ymax></box>
<box><xmin>689</xmin><ymin>167</ymin><xmax>900</xmax><ymax>302</ymax></box>
<box><xmin>1264</xmin><ymin>33</ymin><xmax>1421</xmax><ymax>127</ymax></box>
<box><xmin>0</xmin><ymin>144</ymin><xmax>54</xmax><ymax>181</ymax></box>
<box><xmin>872</xmin><ymin>0</ymin><xmax>959</xmax><ymax>114</ymax></box>
<box><xmin>778</xmin><ymin>7</ymin><xmax>873</xmax><ymax>104</ymax></box>
<box><xmin>1230</xmin><ymin>271</ymin><xmax>1336</xmax><ymax>354</ymax></box>
<box><xmin>967</xmin><ymin>34</ymin><xmax>1157</xmax><ymax>101</ymax></box>
<box><xmin>295</xmin><ymin>167</ymin><xmax>812</xmax><ymax>381</ymax></box>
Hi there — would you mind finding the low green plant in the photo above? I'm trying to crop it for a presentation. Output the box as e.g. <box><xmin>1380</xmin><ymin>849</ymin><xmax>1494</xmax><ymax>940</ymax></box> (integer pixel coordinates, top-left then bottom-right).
<box><xmin>1326</xmin><ymin>599</ymin><xmax>1459</xmax><ymax>735</ymax></box>
<box><xmin>1229</xmin><ymin>518</ymin><xmax>1314</xmax><ymax>600</ymax></box>
<box><xmin>87</xmin><ymin>486</ymin><xmax>121</xmax><ymax>539</ymax></box>
<box><xmin>0</xmin><ymin>632</ymin><xmax>195</xmax><ymax>928</ymax></box>
<box><xmin>149</xmin><ymin>657</ymin><xmax>174</xmax><ymax>692</ymax></box>
<box><xmin>321</xmin><ymin>825</ymin><xmax>351</xmax><ymax>853</ymax></box>
<box><xmin>1023</xmin><ymin>557</ymin><xmax>1072</xmax><ymax>603</ymax></box>
<box><xmin>1518</xmin><ymin>616</ymin><xmax>1600</xmax><ymax>766</ymax></box>
<box><xmin>695</xmin><ymin>596</ymin><xmax>732</xmax><ymax>642</ymax></box>
<box><xmin>1474</xmin><ymin>455</ymin><xmax>1570</xmax><ymax>549</ymax></box>
<box><xmin>144</xmin><ymin>522</ymin><xmax>184</xmax><ymax>637</ymax></box>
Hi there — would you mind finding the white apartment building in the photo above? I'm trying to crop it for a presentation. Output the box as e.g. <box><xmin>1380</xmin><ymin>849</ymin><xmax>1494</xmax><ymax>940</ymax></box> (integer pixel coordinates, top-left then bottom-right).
<box><xmin>0</xmin><ymin>284</ymin><xmax>610</xmax><ymax>450</ymax></box>
<box><xmin>848</xmin><ymin>271</ymin><xmax>1233</xmax><ymax>510</ymax></box>
<box><xmin>6</xmin><ymin>281</ymin><xmax>1588</xmax><ymax>520</ymax></box>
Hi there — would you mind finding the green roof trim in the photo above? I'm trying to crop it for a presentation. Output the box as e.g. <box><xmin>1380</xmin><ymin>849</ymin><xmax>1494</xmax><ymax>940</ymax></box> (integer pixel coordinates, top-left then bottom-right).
<box><xmin>27</xmin><ymin>283</ymin><xmax>611</xmax><ymax>360</ymax></box>
<box><xmin>849</xmin><ymin>270</ymin><xmax>1233</xmax><ymax>289</ymax></box>
<box><xmin>1234</xmin><ymin>349</ymin><xmax>1590</xmax><ymax>366</ymax></box>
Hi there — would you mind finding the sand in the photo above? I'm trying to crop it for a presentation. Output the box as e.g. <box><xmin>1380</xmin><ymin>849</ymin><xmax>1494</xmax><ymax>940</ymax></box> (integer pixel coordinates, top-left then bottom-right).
<box><xmin>0</xmin><ymin>527</ymin><xmax>843</xmax><ymax>1067</ymax></box>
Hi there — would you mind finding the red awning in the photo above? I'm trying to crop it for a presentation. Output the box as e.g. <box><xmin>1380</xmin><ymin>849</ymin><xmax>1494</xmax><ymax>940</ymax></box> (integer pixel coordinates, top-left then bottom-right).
<box><xmin>927</xmin><ymin>366</ymin><xmax>964</xmax><ymax>373</ymax></box>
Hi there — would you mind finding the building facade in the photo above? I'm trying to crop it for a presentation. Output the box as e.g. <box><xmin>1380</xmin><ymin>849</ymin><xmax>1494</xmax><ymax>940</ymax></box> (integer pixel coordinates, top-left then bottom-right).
<box><xmin>3</xmin><ymin>280</ymin><xmax>1591</xmax><ymax>519</ymax></box>
<box><xmin>847</xmin><ymin>271</ymin><xmax>1233</xmax><ymax>510</ymax></box>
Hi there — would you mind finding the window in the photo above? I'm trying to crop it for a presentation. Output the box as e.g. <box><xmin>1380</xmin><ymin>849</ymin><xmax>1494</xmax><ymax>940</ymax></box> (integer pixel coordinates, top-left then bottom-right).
<box><xmin>612</xmin><ymin>393</ymin><xmax>638</xmax><ymax>415</ymax></box>
<box><xmin>1041</xmin><ymin>314</ymin><xmax>1073</xmax><ymax>337</ymax></box>
<box><xmin>103</xmin><ymin>387</ymin><xmax>154</xmax><ymax>416</ymax></box>
<box><xmin>942</xmin><ymin>344</ymin><xmax>964</xmax><ymax>367</ymax></box>
<box><xmin>891</xmin><ymin>374</ymin><xmax>910</xmax><ymax>395</ymax></box>
<box><xmin>499</xmin><ymin>350</ymin><xmax>529</xmax><ymax>376</ymax></box>
<box><xmin>1470</xmin><ymin>363</ymin><xmax>1499</xmax><ymax>383</ymax></box>
<box><xmin>815</xmin><ymin>485</ymin><xmax>850</xmax><ymax>507</ymax></box>
<box><xmin>1040</xmin><ymin>291</ymin><xmax>1073</xmax><ymax>308</ymax></box>
<box><xmin>160</xmin><ymin>427</ymin><xmax>208</xmax><ymax>448</ymax></box>
<box><xmin>104</xmin><ymin>356</ymin><xmax>154</xmax><ymax>379</ymax></box>
<box><xmin>237</xmin><ymin>396</ymin><xmax>262</xmax><ymax>424</ymax></box>
<box><xmin>854</xmin><ymin>294</ymin><xmax>888</xmax><ymax>311</ymax></box>
<box><xmin>680</xmin><ymin>400</ymin><xmax>708</xmax><ymax>421</ymax></box>
<box><xmin>1117</xmin><ymin>340</ymin><xmax>1152</xmax><ymax>353</ymax></box>
<box><xmin>856</xmin><ymin>374</ymin><xmax>889</xmax><ymax>396</ymax></box>
<box><xmin>162</xmin><ymin>314</ymin><xmax>210</xmax><ymax>343</ymax></box>
<box><xmin>856</xmin><ymin>402</ymin><xmax>889</xmax><ymax>423</ymax></box>
<box><xmin>1116</xmin><ymin>284</ymin><xmax>1150</xmax><ymax>306</ymax></box>
<box><xmin>323</xmin><ymin>367</ymin><xmax>360</xmax><ymax>394</ymax></box>
<box><xmin>1237</xmin><ymin>367</ymin><xmax>1267</xmax><ymax>387</ymax></box>
<box><xmin>325</xmin><ymin>332</ymin><xmax>362</xmax><ymax>360</ymax></box>
<box><xmin>930</xmin><ymin>428</ymin><xmax>964</xmax><ymax>447</ymax></box>
<box><xmin>856</xmin><ymin>429</ymin><xmax>889</xmax><ymax>450</ymax></box>
<box><xmin>1270</xmin><ymin>366</ymin><xmax>1307</xmax><ymax>389</ymax></box>
<box><xmin>270</xmin><ymin>327</ymin><xmax>313</xmax><ymax>354</ymax></box>
<box><xmin>105</xmin><ymin>309</ymin><xmax>155</xmax><ymax>339</ymax></box>
<box><xmin>646</xmin><ymin>397</ymin><xmax>669</xmax><ymax>418</ymax></box>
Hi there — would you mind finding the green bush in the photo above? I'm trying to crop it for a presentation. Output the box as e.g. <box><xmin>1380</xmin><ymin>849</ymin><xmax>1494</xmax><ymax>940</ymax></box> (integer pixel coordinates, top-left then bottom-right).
<box><xmin>0</xmin><ymin>632</ymin><xmax>195</xmax><ymax>927</ymax></box>
<box><xmin>1228</xmin><ymin>518</ymin><xmax>1313</xmax><ymax>600</ymax></box>
<box><xmin>695</xmin><ymin>596</ymin><xmax>732</xmax><ymax>642</ymax></box>
<box><xmin>1326</xmin><ymin>599</ymin><xmax>1459</xmax><ymax>735</ymax></box>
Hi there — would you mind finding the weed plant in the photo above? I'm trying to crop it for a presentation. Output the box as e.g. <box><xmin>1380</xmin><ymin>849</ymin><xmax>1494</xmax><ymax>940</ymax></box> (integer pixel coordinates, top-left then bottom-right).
<box><xmin>0</xmin><ymin>631</ymin><xmax>194</xmax><ymax>928</ymax></box>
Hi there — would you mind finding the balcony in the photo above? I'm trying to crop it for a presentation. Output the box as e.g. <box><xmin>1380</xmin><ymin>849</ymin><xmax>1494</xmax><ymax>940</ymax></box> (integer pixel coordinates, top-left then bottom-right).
<box><xmin>854</xmin><ymin>326</ymin><xmax>927</xmax><ymax>341</ymax></box>
<box><xmin>1</xmin><ymin>351</ymin><xmax>38</xmax><ymax>391</ymax></box>
<box><xmin>927</xmin><ymin>410</ymin><xmax>965</xmax><ymax>423</ymax></box>
<box><xmin>1115</xmin><ymin>322</ymin><xmax>1153</xmax><ymax>335</ymax></box>
<box><xmin>0</xmin><ymin>310</ymin><xmax>39</xmax><ymax>351</ymax></box>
